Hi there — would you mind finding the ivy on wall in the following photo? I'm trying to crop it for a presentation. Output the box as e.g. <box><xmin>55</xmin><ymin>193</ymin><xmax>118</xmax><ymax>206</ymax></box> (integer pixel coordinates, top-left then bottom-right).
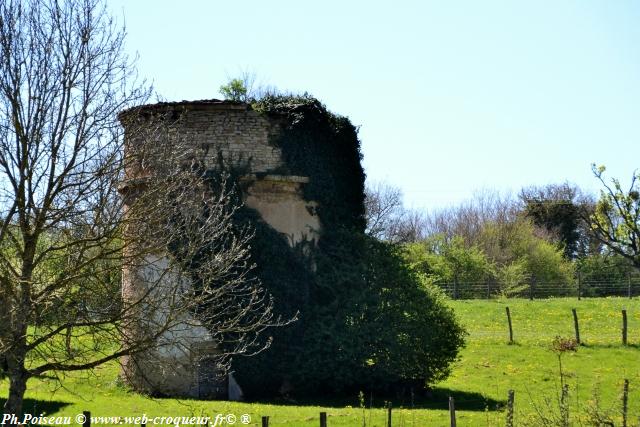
<box><xmin>253</xmin><ymin>95</ymin><xmax>366</xmax><ymax>233</ymax></box>
<box><xmin>226</xmin><ymin>96</ymin><xmax>464</xmax><ymax>397</ymax></box>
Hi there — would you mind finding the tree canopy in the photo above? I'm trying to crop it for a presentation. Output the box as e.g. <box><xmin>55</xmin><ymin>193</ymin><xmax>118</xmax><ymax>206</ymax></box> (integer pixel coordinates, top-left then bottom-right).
<box><xmin>589</xmin><ymin>165</ymin><xmax>640</xmax><ymax>270</ymax></box>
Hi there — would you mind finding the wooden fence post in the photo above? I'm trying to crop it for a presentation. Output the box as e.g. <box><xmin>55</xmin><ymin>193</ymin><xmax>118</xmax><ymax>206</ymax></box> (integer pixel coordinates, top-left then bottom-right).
<box><xmin>506</xmin><ymin>306</ymin><xmax>514</xmax><ymax>344</ymax></box>
<box><xmin>262</xmin><ymin>416</ymin><xmax>269</xmax><ymax>427</ymax></box>
<box><xmin>320</xmin><ymin>411</ymin><xmax>327</xmax><ymax>427</ymax></box>
<box><xmin>387</xmin><ymin>403</ymin><xmax>392</xmax><ymax>427</ymax></box>
<box><xmin>572</xmin><ymin>308</ymin><xmax>580</xmax><ymax>344</ymax></box>
<box><xmin>506</xmin><ymin>390</ymin><xmax>515</xmax><ymax>427</ymax></box>
<box><xmin>560</xmin><ymin>384</ymin><xmax>569</xmax><ymax>426</ymax></box>
<box><xmin>577</xmin><ymin>272</ymin><xmax>581</xmax><ymax>300</ymax></box>
<box><xmin>449</xmin><ymin>396</ymin><xmax>456</xmax><ymax>427</ymax></box>
<box><xmin>628</xmin><ymin>272</ymin><xmax>632</xmax><ymax>299</ymax></box>
<box><xmin>83</xmin><ymin>411</ymin><xmax>91</xmax><ymax>427</ymax></box>
<box><xmin>622</xmin><ymin>309</ymin><xmax>628</xmax><ymax>345</ymax></box>
<box><xmin>622</xmin><ymin>379</ymin><xmax>629</xmax><ymax>427</ymax></box>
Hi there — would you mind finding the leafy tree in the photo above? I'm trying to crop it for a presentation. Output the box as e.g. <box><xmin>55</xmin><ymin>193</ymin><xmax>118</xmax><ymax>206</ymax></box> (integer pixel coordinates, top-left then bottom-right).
<box><xmin>233</xmin><ymin>230</ymin><xmax>466</xmax><ymax>397</ymax></box>
<box><xmin>494</xmin><ymin>260</ymin><xmax>530</xmax><ymax>297</ymax></box>
<box><xmin>349</xmin><ymin>237</ymin><xmax>465</xmax><ymax>391</ymax></box>
<box><xmin>519</xmin><ymin>183</ymin><xmax>594</xmax><ymax>259</ymax></box>
<box><xmin>576</xmin><ymin>253</ymin><xmax>636</xmax><ymax>296</ymax></box>
<box><xmin>589</xmin><ymin>165</ymin><xmax>640</xmax><ymax>271</ymax></box>
<box><xmin>219</xmin><ymin>78</ymin><xmax>248</xmax><ymax>102</ymax></box>
<box><xmin>403</xmin><ymin>222</ymin><xmax>574</xmax><ymax>297</ymax></box>
<box><xmin>219</xmin><ymin>72</ymin><xmax>279</xmax><ymax>102</ymax></box>
<box><xmin>478</xmin><ymin>219</ymin><xmax>575</xmax><ymax>292</ymax></box>
<box><xmin>404</xmin><ymin>235</ymin><xmax>494</xmax><ymax>298</ymax></box>
<box><xmin>306</xmin><ymin>233</ymin><xmax>465</xmax><ymax>394</ymax></box>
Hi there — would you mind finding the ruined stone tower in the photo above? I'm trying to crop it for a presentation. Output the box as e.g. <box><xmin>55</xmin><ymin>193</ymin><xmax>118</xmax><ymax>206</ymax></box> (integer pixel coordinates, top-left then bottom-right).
<box><xmin>117</xmin><ymin>100</ymin><xmax>321</xmax><ymax>399</ymax></box>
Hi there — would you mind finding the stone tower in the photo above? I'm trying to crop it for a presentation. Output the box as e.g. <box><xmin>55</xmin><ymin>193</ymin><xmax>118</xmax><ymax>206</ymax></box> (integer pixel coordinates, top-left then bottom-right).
<box><xmin>117</xmin><ymin>100</ymin><xmax>320</xmax><ymax>399</ymax></box>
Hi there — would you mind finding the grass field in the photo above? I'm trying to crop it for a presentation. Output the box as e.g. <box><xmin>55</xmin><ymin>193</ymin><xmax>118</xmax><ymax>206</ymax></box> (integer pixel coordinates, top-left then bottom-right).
<box><xmin>2</xmin><ymin>297</ymin><xmax>639</xmax><ymax>426</ymax></box>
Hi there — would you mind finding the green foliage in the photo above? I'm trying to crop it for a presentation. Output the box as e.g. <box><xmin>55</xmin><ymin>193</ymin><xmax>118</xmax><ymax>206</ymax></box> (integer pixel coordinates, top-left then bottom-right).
<box><xmin>590</xmin><ymin>165</ymin><xmax>640</xmax><ymax>270</ymax></box>
<box><xmin>232</xmin><ymin>95</ymin><xmax>464</xmax><ymax>397</ymax></box>
<box><xmin>479</xmin><ymin>219</ymin><xmax>575</xmax><ymax>292</ymax></box>
<box><xmin>404</xmin><ymin>236</ymin><xmax>494</xmax><ymax>298</ymax></box>
<box><xmin>234</xmin><ymin>228</ymin><xmax>466</xmax><ymax>396</ymax></box>
<box><xmin>364</xmin><ymin>247</ymin><xmax>465</xmax><ymax>386</ymax></box>
<box><xmin>253</xmin><ymin>95</ymin><xmax>366</xmax><ymax>232</ymax></box>
<box><xmin>295</xmin><ymin>233</ymin><xmax>464</xmax><ymax>394</ymax></box>
<box><xmin>520</xmin><ymin>183</ymin><xmax>587</xmax><ymax>259</ymax></box>
<box><xmin>576</xmin><ymin>253</ymin><xmax>638</xmax><ymax>296</ymax></box>
<box><xmin>577</xmin><ymin>254</ymin><xmax>629</xmax><ymax>283</ymax></box>
<box><xmin>494</xmin><ymin>260</ymin><xmax>529</xmax><ymax>297</ymax></box>
<box><xmin>404</xmin><ymin>220</ymin><xmax>575</xmax><ymax>297</ymax></box>
<box><xmin>219</xmin><ymin>78</ymin><xmax>247</xmax><ymax>102</ymax></box>
<box><xmin>0</xmin><ymin>227</ymin><xmax>122</xmax><ymax>326</ymax></box>
<box><xmin>226</xmin><ymin>204</ymin><xmax>312</xmax><ymax>396</ymax></box>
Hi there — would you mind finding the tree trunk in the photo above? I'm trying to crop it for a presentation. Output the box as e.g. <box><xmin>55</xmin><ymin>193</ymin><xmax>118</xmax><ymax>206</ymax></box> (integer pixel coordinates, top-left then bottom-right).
<box><xmin>3</xmin><ymin>371</ymin><xmax>27</xmax><ymax>423</ymax></box>
<box><xmin>2</xmin><ymin>238</ymin><xmax>34</xmax><ymax>421</ymax></box>
<box><xmin>3</xmin><ymin>289</ymin><xmax>29</xmax><ymax>423</ymax></box>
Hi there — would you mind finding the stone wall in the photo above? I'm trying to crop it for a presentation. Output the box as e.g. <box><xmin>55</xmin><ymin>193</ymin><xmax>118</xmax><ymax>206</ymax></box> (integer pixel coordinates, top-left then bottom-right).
<box><xmin>123</xmin><ymin>100</ymin><xmax>283</xmax><ymax>173</ymax></box>
<box><xmin>118</xmin><ymin>100</ymin><xmax>320</xmax><ymax>399</ymax></box>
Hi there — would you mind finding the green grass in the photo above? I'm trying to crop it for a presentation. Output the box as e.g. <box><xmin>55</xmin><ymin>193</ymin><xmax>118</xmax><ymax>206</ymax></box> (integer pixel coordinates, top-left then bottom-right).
<box><xmin>2</xmin><ymin>297</ymin><xmax>639</xmax><ymax>426</ymax></box>
<box><xmin>441</xmin><ymin>297</ymin><xmax>640</xmax><ymax>426</ymax></box>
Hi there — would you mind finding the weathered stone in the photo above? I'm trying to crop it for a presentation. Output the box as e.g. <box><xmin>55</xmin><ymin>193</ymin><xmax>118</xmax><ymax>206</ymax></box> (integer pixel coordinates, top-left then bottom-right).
<box><xmin>118</xmin><ymin>100</ymin><xmax>320</xmax><ymax>400</ymax></box>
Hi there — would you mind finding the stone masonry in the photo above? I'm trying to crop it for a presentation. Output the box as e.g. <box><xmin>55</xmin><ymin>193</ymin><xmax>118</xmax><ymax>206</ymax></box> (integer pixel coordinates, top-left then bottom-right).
<box><xmin>117</xmin><ymin>100</ymin><xmax>320</xmax><ymax>400</ymax></box>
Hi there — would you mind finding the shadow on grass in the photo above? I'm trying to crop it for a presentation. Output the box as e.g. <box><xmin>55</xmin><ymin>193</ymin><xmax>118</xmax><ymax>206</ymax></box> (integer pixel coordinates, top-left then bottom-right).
<box><xmin>247</xmin><ymin>388</ymin><xmax>504</xmax><ymax>412</ymax></box>
<box><xmin>417</xmin><ymin>388</ymin><xmax>504</xmax><ymax>411</ymax></box>
<box><xmin>0</xmin><ymin>397</ymin><xmax>70</xmax><ymax>416</ymax></box>
<box><xmin>579</xmin><ymin>342</ymin><xmax>640</xmax><ymax>350</ymax></box>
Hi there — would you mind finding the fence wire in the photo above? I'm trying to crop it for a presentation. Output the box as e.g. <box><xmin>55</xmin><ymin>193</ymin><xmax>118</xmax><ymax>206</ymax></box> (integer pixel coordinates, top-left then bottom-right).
<box><xmin>437</xmin><ymin>277</ymin><xmax>640</xmax><ymax>300</ymax></box>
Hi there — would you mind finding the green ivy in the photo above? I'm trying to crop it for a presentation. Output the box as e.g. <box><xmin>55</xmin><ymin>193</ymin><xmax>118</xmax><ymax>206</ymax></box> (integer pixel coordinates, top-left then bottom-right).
<box><xmin>253</xmin><ymin>95</ymin><xmax>366</xmax><ymax>233</ymax></box>
<box><xmin>228</xmin><ymin>96</ymin><xmax>465</xmax><ymax>397</ymax></box>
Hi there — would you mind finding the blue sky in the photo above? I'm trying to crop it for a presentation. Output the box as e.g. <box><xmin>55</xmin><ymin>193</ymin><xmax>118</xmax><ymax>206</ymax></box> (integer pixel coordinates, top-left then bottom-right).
<box><xmin>108</xmin><ymin>0</ymin><xmax>640</xmax><ymax>210</ymax></box>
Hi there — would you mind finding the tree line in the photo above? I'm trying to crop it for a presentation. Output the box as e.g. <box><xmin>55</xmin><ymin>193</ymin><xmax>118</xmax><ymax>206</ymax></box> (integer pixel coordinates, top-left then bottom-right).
<box><xmin>365</xmin><ymin>170</ymin><xmax>640</xmax><ymax>297</ymax></box>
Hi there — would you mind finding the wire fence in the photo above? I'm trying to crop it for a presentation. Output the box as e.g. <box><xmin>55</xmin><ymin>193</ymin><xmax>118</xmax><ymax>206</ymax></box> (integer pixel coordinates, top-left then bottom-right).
<box><xmin>437</xmin><ymin>276</ymin><xmax>640</xmax><ymax>300</ymax></box>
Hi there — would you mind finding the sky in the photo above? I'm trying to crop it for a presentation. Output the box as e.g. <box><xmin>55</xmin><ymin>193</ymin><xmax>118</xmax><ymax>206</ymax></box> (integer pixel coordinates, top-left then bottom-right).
<box><xmin>107</xmin><ymin>0</ymin><xmax>640</xmax><ymax>211</ymax></box>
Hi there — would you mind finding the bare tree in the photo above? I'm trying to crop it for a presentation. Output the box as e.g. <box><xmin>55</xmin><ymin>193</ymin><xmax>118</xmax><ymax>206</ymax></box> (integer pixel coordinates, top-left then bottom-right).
<box><xmin>389</xmin><ymin>208</ymin><xmax>429</xmax><ymax>243</ymax></box>
<box><xmin>519</xmin><ymin>182</ymin><xmax>596</xmax><ymax>259</ymax></box>
<box><xmin>364</xmin><ymin>181</ymin><xmax>405</xmax><ymax>240</ymax></box>
<box><xmin>0</xmin><ymin>0</ymin><xmax>277</xmax><ymax>417</ymax></box>
<box><xmin>364</xmin><ymin>180</ymin><xmax>428</xmax><ymax>243</ymax></box>
<box><xmin>423</xmin><ymin>189</ymin><xmax>519</xmax><ymax>245</ymax></box>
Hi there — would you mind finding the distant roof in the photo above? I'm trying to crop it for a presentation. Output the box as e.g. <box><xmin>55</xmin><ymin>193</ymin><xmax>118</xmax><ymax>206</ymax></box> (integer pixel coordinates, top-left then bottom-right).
<box><xmin>118</xmin><ymin>99</ymin><xmax>249</xmax><ymax>120</ymax></box>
